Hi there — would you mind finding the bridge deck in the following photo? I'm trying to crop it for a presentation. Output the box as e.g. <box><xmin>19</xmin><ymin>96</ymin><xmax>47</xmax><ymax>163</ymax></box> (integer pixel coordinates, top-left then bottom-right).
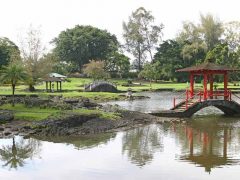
<box><xmin>150</xmin><ymin>99</ymin><xmax>240</xmax><ymax>118</ymax></box>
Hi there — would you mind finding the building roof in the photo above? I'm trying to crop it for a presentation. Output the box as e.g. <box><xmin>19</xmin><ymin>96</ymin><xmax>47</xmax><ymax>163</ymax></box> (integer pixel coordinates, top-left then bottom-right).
<box><xmin>49</xmin><ymin>73</ymin><xmax>67</xmax><ymax>78</ymax></box>
<box><xmin>176</xmin><ymin>62</ymin><xmax>239</xmax><ymax>72</ymax></box>
<box><xmin>43</xmin><ymin>77</ymin><xmax>63</xmax><ymax>82</ymax></box>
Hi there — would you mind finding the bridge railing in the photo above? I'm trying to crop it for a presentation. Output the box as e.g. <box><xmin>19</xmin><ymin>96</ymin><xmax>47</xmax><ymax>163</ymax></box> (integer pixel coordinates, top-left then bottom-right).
<box><xmin>173</xmin><ymin>89</ymin><xmax>190</xmax><ymax>109</ymax></box>
<box><xmin>173</xmin><ymin>89</ymin><xmax>233</xmax><ymax>110</ymax></box>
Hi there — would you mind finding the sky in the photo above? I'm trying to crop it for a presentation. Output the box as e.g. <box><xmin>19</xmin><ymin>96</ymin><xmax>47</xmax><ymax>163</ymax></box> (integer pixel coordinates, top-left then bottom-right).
<box><xmin>1</xmin><ymin>0</ymin><xmax>240</xmax><ymax>51</ymax></box>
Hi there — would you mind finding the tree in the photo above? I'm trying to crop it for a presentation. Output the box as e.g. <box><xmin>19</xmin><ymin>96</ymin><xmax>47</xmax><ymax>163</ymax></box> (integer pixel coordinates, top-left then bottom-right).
<box><xmin>223</xmin><ymin>21</ymin><xmax>240</xmax><ymax>51</ymax></box>
<box><xmin>19</xmin><ymin>25</ymin><xmax>52</xmax><ymax>91</ymax></box>
<box><xmin>153</xmin><ymin>40</ymin><xmax>187</xmax><ymax>81</ymax></box>
<box><xmin>83</xmin><ymin>60</ymin><xmax>109</xmax><ymax>80</ymax></box>
<box><xmin>205</xmin><ymin>43</ymin><xmax>240</xmax><ymax>80</ymax></box>
<box><xmin>199</xmin><ymin>13</ymin><xmax>223</xmax><ymax>50</ymax></box>
<box><xmin>53</xmin><ymin>25</ymin><xmax>119</xmax><ymax>71</ymax></box>
<box><xmin>0</xmin><ymin>37</ymin><xmax>20</xmax><ymax>68</ymax></box>
<box><xmin>0</xmin><ymin>62</ymin><xmax>28</xmax><ymax>106</ymax></box>
<box><xmin>138</xmin><ymin>63</ymin><xmax>157</xmax><ymax>86</ymax></box>
<box><xmin>123</xmin><ymin>7</ymin><xmax>164</xmax><ymax>71</ymax></box>
<box><xmin>105</xmin><ymin>52</ymin><xmax>130</xmax><ymax>78</ymax></box>
<box><xmin>176</xmin><ymin>13</ymin><xmax>223</xmax><ymax>66</ymax></box>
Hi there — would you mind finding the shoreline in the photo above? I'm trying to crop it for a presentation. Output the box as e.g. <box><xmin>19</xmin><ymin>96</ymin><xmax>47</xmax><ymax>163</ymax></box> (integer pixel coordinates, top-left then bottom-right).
<box><xmin>0</xmin><ymin>109</ymin><xmax>176</xmax><ymax>139</ymax></box>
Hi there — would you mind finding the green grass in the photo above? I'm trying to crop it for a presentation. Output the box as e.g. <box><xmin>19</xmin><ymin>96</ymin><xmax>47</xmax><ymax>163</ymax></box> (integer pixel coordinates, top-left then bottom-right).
<box><xmin>0</xmin><ymin>104</ymin><xmax>59</xmax><ymax>121</ymax></box>
<box><xmin>0</xmin><ymin>104</ymin><xmax>121</xmax><ymax>121</ymax></box>
<box><xmin>71</xmin><ymin>108</ymin><xmax>121</xmax><ymax>120</ymax></box>
<box><xmin>0</xmin><ymin>78</ymin><xmax>239</xmax><ymax>102</ymax></box>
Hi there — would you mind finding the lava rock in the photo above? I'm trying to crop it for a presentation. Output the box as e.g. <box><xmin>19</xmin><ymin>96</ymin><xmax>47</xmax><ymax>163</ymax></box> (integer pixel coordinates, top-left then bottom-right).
<box><xmin>0</xmin><ymin>110</ymin><xmax>14</xmax><ymax>122</ymax></box>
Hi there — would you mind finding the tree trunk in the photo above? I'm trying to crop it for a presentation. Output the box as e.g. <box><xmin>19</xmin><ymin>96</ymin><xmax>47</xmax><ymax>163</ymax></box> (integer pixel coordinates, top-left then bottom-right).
<box><xmin>148</xmin><ymin>50</ymin><xmax>153</xmax><ymax>62</ymax></box>
<box><xmin>138</xmin><ymin>45</ymin><xmax>142</xmax><ymax>72</ymax></box>
<box><xmin>12</xmin><ymin>84</ymin><xmax>15</xmax><ymax>107</ymax></box>
<box><xmin>29</xmin><ymin>84</ymin><xmax>35</xmax><ymax>92</ymax></box>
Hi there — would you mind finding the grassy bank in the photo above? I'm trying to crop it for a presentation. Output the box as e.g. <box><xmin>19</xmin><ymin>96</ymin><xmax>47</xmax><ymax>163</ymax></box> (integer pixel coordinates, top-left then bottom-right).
<box><xmin>0</xmin><ymin>104</ymin><xmax>121</xmax><ymax>121</ymax></box>
<box><xmin>0</xmin><ymin>78</ymin><xmax>239</xmax><ymax>102</ymax></box>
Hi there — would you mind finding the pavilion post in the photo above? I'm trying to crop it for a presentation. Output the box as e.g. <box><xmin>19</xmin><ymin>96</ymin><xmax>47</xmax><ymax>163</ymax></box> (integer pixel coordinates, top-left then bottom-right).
<box><xmin>60</xmin><ymin>81</ymin><xmax>62</xmax><ymax>92</ymax></box>
<box><xmin>203</xmin><ymin>72</ymin><xmax>208</xmax><ymax>100</ymax></box>
<box><xmin>50</xmin><ymin>81</ymin><xmax>52</xmax><ymax>92</ymax></box>
<box><xmin>57</xmin><ymin>81</ymin><xmax>59</xmax><ymax>91</ymax></box>
<box><xmin>190</xmin><ymin>73</ymin><xmax>194</xmax><ymax>98</ymax></box>
<box><xmin>46</xmin><ymin>81</ymin><xmax>48</xmax><ymax>92</ymax></box>
<box><xmin>209</xmin><ymin>74</ymin><xmax>213</xmax><ymax>99</ymax></box>
<box><xmin>224</xmin><ymin>72</ymin><xmax>228</xmax><ymax>100</ymax></box>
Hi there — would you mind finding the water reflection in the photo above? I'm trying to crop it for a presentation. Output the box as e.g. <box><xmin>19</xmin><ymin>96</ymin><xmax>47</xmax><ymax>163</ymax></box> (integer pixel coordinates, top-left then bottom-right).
<box><xmin>172</xmin><ymin>118</ymin><xmax>240</xmax><ymax>172</ymax></box>
<box><xmin>0</xmin><ymin>137</ymin><xmax>41</xmax><ymax>170</ymax></box>
<box><xmin>122</xmin><ymin>125</ymin><xmax>163</xmax><ymax>167</ymax></box>
<box><xmin>36</xmin><ymin>133</ymin><xmax>116</xmax><ymax>150</ymax></box>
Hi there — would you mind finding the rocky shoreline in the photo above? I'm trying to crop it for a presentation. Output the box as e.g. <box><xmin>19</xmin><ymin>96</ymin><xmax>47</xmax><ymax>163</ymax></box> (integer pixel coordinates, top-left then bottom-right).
<box><xmin>0</xmin><ymin>95</ymin><xmax>178</xmax><ymax>139</ymax></box>
<box><xmin>0</xmin><ymin>109</ymin><xmax>176</xmax><ymax>139</ymax></box>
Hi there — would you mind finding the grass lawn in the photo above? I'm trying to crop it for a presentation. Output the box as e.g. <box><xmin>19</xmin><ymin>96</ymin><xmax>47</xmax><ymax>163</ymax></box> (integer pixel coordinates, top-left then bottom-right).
<box><xmin>0</xmin><ymin>78</ymin><xmax>239</xmax><ymax>102</ymax></box>
<box><xmin>0</xmin><ymin>104</ymin><xmax>121</xmax><ymax>121</ymax></box>
<box><xmin>0</xmin><ymin>104</ymin><xmax>60</xmax><ymax>121</ymax></box>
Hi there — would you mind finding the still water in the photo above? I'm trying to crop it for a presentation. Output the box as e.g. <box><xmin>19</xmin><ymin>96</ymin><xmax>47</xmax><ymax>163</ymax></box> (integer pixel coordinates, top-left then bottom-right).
<box><xmin>1</xmin><ymin>92</ymin><xmax>240</xmax><ymax>180</ymax></box>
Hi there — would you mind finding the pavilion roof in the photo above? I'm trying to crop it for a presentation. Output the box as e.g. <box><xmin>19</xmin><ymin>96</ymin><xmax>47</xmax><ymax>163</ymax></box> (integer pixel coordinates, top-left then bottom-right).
<box><xmin>43</xmin><ymin>77</ymin><xmax>63</xmax><ymax>82</ymax></box>
<box><xmin>176</xmin><ymin>62</ymin><xmax>239</xmax><ymax>72</ymax></box>
<box><xmin>49</xmin><ymin>73</ymin><xmax>67</xmax><ymax>78</ymax></box>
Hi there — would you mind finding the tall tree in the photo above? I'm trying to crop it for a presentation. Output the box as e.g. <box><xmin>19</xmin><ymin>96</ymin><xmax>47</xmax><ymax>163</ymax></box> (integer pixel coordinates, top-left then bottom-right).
<box><xmin>123</xmin><ymin>7</ymin><xmax>164</xmax><ymax>71</ymax></box>
<box><xmin>223</xmin><ymin>21</ymin><xmax>240</xmax><ymax>51</ymax></box>
<box><xmin>0</xmin><ymin>62</ymin><xmax>28</xmax><ymax>106</ymax></box>
<box><xmin>0</xmin><ymin>37</ymin><xmax>20</xmax><ymax>68</ymax></box>
<box><xmin>19</xmin><ymin>26</ymin><xmax>53</xmax><ymax>91</ymax></box>
<box><xmin>176</xmin><ymin>13</ymin><xmax>223</xmax><ymax>67</ymax></box>
<box><xmin>153</xmin><ymin>40</ymin><xmax>187</xmax><ymax>81</ymax></box>
<box><xmin>53</xmin><ymin>25</ymin><xmax>119</xmax><ymax>71</ymax></box>
<box><xmin>199</xmin><ymin>13</ymin><xmax>223</xmax><ymax>50</ymax></box>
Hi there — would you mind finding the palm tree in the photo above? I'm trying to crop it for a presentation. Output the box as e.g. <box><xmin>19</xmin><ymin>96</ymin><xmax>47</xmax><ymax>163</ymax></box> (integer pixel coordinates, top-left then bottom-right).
<box><xmin>0</xmin><ymin>63</ymin><xmax>28</xmax><ymax>106</ymax></box>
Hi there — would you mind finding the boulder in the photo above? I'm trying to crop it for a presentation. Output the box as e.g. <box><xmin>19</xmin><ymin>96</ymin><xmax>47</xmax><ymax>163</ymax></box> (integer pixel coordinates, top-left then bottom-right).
<box><xmin>0</xmin><ymin>110</ymin><xmax>14</xmax><ymax>122</ymax></box>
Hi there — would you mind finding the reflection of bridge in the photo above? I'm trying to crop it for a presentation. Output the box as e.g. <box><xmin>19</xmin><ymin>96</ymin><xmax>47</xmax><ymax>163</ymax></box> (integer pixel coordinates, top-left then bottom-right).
<box><xmin>84</xmin><ymin>81</ymin><xmax>118</xmax><ymax>92</ymax></box>
<box><xmin>151</xmin><ymin>62</ymin><xmax>240</xmax><ymax>117</ymax></box>
<box><xmin>176</xmin><ymin>124</ymin><xmax>240</xmax><ymax>173</ymax></box>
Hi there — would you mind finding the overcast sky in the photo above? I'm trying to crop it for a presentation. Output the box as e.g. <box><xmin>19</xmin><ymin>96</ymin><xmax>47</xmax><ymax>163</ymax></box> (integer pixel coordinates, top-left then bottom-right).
<box><xmin>1</xmin><ymin>0</ymin><xmax>240</xmax><ymax>51</ymax></box>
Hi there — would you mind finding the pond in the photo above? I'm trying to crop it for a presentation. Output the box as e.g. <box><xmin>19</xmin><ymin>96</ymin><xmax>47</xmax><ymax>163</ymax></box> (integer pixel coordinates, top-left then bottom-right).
<box><xmin>104</xmin><ymin>91</ymin><xmax>225</xmax><ymax>115</ymax></box>
<box><xmin>1</xmin><ymin>92</ymin><xmax>240</xmax><ymax>180</ymax></box>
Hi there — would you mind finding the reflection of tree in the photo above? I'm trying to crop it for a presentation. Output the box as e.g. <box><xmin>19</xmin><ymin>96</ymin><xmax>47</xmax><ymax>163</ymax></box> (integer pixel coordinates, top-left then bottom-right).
<box><xmin>36</xmin><ymin>133</ymin><xmax>116</xmax><ymax>150</ymax></box>
<box><xmin>0</xmin><ymin>137</ymin><xmax>41</xmax><ymax>170</ymax></box>
<box><xmin>122</xmin><ymin>125</ymin><xmax>163</xmax><ymax>167</ymax></box>
<box><xmin>172</xmin><ymin>118</ymin><xmax>240</xmax><ymax>173</ymax></box>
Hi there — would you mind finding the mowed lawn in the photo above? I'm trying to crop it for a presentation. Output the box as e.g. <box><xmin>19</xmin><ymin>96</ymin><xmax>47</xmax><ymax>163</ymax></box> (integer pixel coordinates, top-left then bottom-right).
<box><xmin>0</xmin><ymin>78</ymin><xmax>239</xmax><ymax>101</ymax></box>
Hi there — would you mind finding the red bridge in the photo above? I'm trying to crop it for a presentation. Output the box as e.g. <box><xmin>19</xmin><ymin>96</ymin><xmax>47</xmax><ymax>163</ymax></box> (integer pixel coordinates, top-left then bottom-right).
<box><xmin>152</xmin><ymin>61</ymin><xmax>240</xmax><ymax>117</ymax></box>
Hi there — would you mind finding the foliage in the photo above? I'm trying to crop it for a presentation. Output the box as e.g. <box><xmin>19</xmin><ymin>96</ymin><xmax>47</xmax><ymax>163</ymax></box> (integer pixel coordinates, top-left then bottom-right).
<box><xmin>19</xmin><ymin>26</ymin><xmax>52</xmax><ymax>91</ymax></box>
<box><xmin>83</xmin><ymin>60</ymin><xmax>110</xmax><ymax>80</ymax></box>
<box><xmin>0</xmin><ymin>37</ymin><xmax>20</xmax><ymax>68</ymax></box>
<box><xmin>206</xmin><ymin>43</ymin><xmax>240</xmax><ymax>80</ymax></box>
<box><xmin>223</xmin><ymin>21</ymin><xmax>240</xmax><ymax>51</ymax></box>
<box><xmin>123</xmin><ymin>7</ymin><xmax>164</xmax><ymax>71</ymax></box>
<box><xmin>199</xmin><ymin>13</ymin><xmax>223</xmax><ymax>50</ymax></box>
<box><xmin>176</xmin><ymin>14</ymin><xmax>223</xmax><ymax>68</ymax></box>
<box><xmin>105</xmin><ymin>51</ymin><xmax>130</xmax><ymax>78</ymax></box>
<box><xmin>138</xmin><ymin>63</ymin><xmax>159</xmax><ymax>84</ymax></box>
<box><xmin>53</xmin><ymin>25</ymin><xmax>119</xmax><ymax>71</ymax></box>
<box><xmin>0</xmin><ymin>62</ymin><xmax>28</xmax><ymax>106</ymax></box>
<box><xmin>153</xmin><ymin>40</ymin><xmax>187</xmax><ymax>81</ymax></box>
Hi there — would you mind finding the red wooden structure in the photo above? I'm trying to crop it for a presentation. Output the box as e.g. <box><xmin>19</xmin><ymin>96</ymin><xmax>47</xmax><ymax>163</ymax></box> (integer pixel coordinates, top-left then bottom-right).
<box><xmin>173</xmin><ymin>62</ymin><xmax>239</xmax><ymax>109</ymax></box>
